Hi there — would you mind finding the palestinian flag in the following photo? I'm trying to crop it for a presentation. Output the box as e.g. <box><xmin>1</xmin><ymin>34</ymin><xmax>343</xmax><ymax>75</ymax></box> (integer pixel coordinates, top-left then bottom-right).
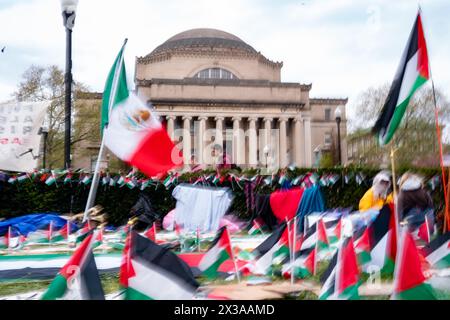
<box><xmin>421</xmin><ymin>232</ymin><xmax>449</xmax><ymax>269</ymax></box>
<box><xmin>93</xmin><ymin>228</ymin><xmax>104</xmax><ymax>248</ymax></box>
<box><xmin>248</xmin><ymin>219</ymin><xmax>264</xmax><ymax>235</ymax></box>
<box><xmin>316</xmin><ymin>218</ymin><xmax>330</xmax><ymax>251</ymax></box>
<box><xmin>329</xmin><ymin>217</ymin><xmax>342</xmax><ymax>244</ymax></box>
<box><xmin>109</xmin><ymin>176</ymin><xmax>117</xmax><ymax>187</ymax></box>
<box><xmin>64</xmin><ymin>172</ymin><xmax>73</xmax><ymax>185</ymax></box>
<box><xmin>360</xmin><ymin>204</ymin><xmax>397</xmax><ymax>274</ymax></box>
<box><xmin>252</xmin><ymin>223</ymin><xmax>289</xmax><ymax>275</ymax></box>
<box><xmin>416</xmin><ymin>216</ymin><xmax>431</xmax><ymax>244</ymax></box>
<box><xmin>102</xmin><ymin>41</ymin><xmax>180</xmax><ymax>177</ymax></box>
<box><xmin>45</xmin><ymin>173</ymin><xmax>57</xmax><ymax>186</ymax></box>
<box><xmin>319</xmin><ymin>237</ymin><xmax>360</xmax><ymax>300</ymax></box>
<box><xmin>52</xmin><ymin>222</ymin><xmax>72</xmax><ymax>242</ymax></box>
<box><xmin>41</xmin><ymin>232</ymin><xmax>105</xmax><ymax>300</ymax></box>
<box><xmin>120</xmin><ymin>231</ymin><xmax>199</xmax><ymax>300</ymax></box>
<box><xmin>117</xmin><ymin>176</ymin><xmax>125</xmax><ymax>187</ymax></box>
<box><xmin>354</xmin><ymin>226</ymin><xmax>372</xmax><ymax>266</ymax></box>
<box><xmin>285</xmin><ymin>246</ymin><xmax>317</xmax><ymax>279</ymax></box>
<box><xmin>163</xmin><ymin>175</ymin><xmax>173</xmax><ymax>188</ymax></box>
<box><xmin>81</xmin><ymin>175</ymin><xmax>91</xmax><ymax>185</ymax></box>
<box><xmin>372</xmin><ymin>11</ymin><xmax>430</xmax><ymax>145</ymax></box>
<box><xmin>143</xmin><ymin>223</ymin><xmax>156</xmax><ymax>242</ymax></box>
<box><xmin>140</xmin><ymin>179</ymin><xmax>150</xmax><ymax>190</ymax></box>
<box><xmin>76</xmin><ymin>222</ymin><xmax>93</xmax><ymax>244</ymax></box>
<box><xmin>17</xmin><ymin>174</ymin><xmax>29</xmax><ymax>183</ymax></box>
<box><xmin>0</xmin><ymin>227</ymin><xmax>21</xmax><ymax>249</ymax></box>
<box><xmin>198</xmin><ymin>226</ymin><xmax>233</xmax><ymax>278</ymax></box>
<box><xmin>391</xmin><ymin>230</ymin><xmax>437</xmax><ymax>300</ymax></box>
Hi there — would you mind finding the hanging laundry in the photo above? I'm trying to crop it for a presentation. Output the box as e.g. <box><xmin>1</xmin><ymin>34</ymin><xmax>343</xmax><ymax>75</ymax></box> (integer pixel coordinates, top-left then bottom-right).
<box><xmin>172</xmin><ymin>184</ymin><xmax>233</xmax><ymax>232</ymax></box>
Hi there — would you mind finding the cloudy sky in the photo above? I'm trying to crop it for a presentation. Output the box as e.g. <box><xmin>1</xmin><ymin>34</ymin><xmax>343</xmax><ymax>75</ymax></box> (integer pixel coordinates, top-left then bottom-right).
<box><xmin>1</xmin><ymin>0</ymin><xmax>449</xmax><ymax>125</ymax></box>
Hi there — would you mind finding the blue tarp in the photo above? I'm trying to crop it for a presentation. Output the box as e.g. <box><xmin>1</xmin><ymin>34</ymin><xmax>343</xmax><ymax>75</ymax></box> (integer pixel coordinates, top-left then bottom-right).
<box><xmin>296</xmin><ymin>185</ymin><xmax>326</xmax><ymax>231</ymax></box>
<box><xmin>0</xmin><ymin>213</ymin><xmax>77</xmax><ymax>236</ymax></box>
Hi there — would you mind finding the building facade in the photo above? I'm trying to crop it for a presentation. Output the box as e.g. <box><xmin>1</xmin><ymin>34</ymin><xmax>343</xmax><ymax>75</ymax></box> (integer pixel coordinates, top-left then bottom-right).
<box><xmin>73</xmin><ymin>28</ymin><xmax>348</xmax><ymax>171</ymax></box>
<box><xmin>134</xmin><ymin>28</ymin><xmax>347</xmax><ymax>170</ymax></box>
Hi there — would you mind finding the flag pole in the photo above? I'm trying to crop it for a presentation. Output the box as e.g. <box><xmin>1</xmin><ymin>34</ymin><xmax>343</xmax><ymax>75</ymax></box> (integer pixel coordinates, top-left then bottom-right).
<box><xmin>390</xmin><ymin>145</ymin><xmax>400</xmax><ymax>247</ymax></box>
<box><xmin>291</xmin><ymin>216</ymin><xmax>297</xmax><ymax>286</ymax></box>
<box><xmin>226</xmin><ymin>227</ymin><xmax>241</xmax><ymax>283</ymax></box>
<box><xmin>83</xmin><ymin>38</ymin><xmax>128</xmax><ymax>222</ymax></box>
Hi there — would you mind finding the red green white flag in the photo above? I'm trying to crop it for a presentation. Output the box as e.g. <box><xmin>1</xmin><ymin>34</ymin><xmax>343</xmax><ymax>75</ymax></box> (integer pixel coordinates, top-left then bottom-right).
<box><xmin>392</xmin><ymin>230</ymin><xmax>437</xmax><ymax>300</ymax></box>
<box><xmin>198</xmin><ymin>226</ymin><xmax>233</xmax><ymax>278</ymax></box>
<box><xmin>41</xmin><ymin>232</ymin><xmax>105</xmax><ymax>300</ymax></box>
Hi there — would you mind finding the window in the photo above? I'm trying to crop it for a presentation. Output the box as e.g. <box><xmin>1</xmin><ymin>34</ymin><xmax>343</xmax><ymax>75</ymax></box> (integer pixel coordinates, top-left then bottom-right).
<box><xmin>194</xmin><ymin>68</ymin><xmax>238</xmax><ymax>80</ymax></box>
<box><xmin>324</xmin><ymin>132</ymin><xmax>332</xmax><ymax>146</ymax></box>
<box><xmin>324</xmin><ymin>108</ymin><xmax>331</xmax><ymax>121</ymax></box>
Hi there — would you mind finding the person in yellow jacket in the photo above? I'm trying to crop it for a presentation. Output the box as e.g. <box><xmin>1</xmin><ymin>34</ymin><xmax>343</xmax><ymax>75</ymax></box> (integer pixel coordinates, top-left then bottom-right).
<box><xmin>359</xmin><ymin>171</ymin><xmax>393</xmax><ymax>211</ymax></box>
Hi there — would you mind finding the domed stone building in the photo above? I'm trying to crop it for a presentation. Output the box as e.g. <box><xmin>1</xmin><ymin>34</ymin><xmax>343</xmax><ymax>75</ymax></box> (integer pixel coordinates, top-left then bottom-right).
<box><xmin>135</xmin><ymin>28</ymin><xmax>347</xmax><ymax>170</ymax></box>
<box><xmin>73</xmin><ymin>28</ymin><xmax>347</xmax><ymax>171</ymax></box>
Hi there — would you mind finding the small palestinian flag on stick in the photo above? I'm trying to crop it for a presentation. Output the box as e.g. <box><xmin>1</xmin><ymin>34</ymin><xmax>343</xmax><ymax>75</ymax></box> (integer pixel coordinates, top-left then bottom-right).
<box><xmin>41</xmin><ymin>231</ymin><xmax>105</xmax><ymax>300</ymax></box>
<box><xmin>316</xmin><ymin>218</ymin><xmax>330</xmax><ymax>252</ymax></box>
<box><xmin>52</xmin><ymin>221</ymin><xmax>73</xmax><ymax>242</ymax></box>
<box><xmin>198</xmin><ymin>226</ymin><xmax>233</xmax><ymax>279</ymax></box>
<box><xmin>319</xmin><ymin>237</ymin><xmax>360</xmax><ymax>300</ymax></box>
<box><xmin>354</xmin><ymin>227</ymin><xmax>372</xmax><ymax>266</ymax></box>
<box><xmin>420</xmin><ymin>232</ymin><xmax>449</xmax><ymax>270</ymax></box>
<box><xmin>120</xmin><ymin>231</ymin><xmax>199</xmax><ymax>300</ymax></box>
<box><xmin>372</xmin><ymin>11</ymin><xmax>430</xmax><ymax>145</ymax></box>
<box><xmin>329</xmin><ymin>217</ymin><xmax>342</xmax><ymax>244</ymax></box>
<box><xmin>93</xmin><ymin>228</ymin><xmax>104</xmax><ymax>248</ymax></box>
<box><xmin>248</xmin><ymin>219</ymin><xmax>264</xmax><ymax>235</ymax></box>
<box><xmin>284</xmin><ymin>246</ymin><xmax>317</xmax><ymax>279</ymax></box>
<box><xmin>391</xmin><ymin>230</ymin><xmax>437</xmax><ymax>300</ymax></box>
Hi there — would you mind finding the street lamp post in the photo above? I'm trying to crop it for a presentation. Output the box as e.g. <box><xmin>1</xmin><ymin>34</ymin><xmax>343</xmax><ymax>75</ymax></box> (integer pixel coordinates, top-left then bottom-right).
<box><xmin>334</xmin><ymin>106</ymin><xmax>342</xmax><ymax>166</ymax></box>
<box><xmin>60</xmin><ymin>0</ymin><xmax>78</xmax><ymax>169</ymax></box>
<box><xmin>263</xmin><ymin>145</ymin><xmax>270</xmax><ymax>170</ymax></box>
<box><xmin>38</xmin><ymin>127</ymin><xmax>49</xmax><ymax>169</ymax></box>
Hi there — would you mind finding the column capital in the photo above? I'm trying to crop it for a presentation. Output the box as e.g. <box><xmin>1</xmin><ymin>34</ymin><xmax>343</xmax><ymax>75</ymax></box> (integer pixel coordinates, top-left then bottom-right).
<box><xmin>182</xmin><ymin>115</ymin><xmax>192</xmax><ymax>121</ymax></box>
<box><xmin>278</xmin><ymin>117</ymin><xmax>288</xmax><ymax>123</ymax></box>
<box><xmin>166</xmin><ymin>115</ymin><xmax>177</xmax><ymax>120</ymax></box>
<box><xmin>248</xmin><ymin>116</ymin><xmax>258</xmax><ymax>122</ymax></box>
<box><xmin>263</xmin><ymin>117</ymin><xmax>272</xmax><ymax>122</ymax></box>
<box><xmin>198</xmin><ymin>116</ymin><xmax>208</xmax><ymax>121</ymax></box>
<box><xmin>294</xmin><ymin>116</ymin><xmax>303</xmax><ymax>123</ymax></box>
<box><xmin>214</xmin><ymin>116</ymin><xmax>225</xmax><ymax>121</ymax></box>
<box><xmin>232</xmin><ymin>116</ymin><xmax>242</xmax><ymax>122</ymax></box>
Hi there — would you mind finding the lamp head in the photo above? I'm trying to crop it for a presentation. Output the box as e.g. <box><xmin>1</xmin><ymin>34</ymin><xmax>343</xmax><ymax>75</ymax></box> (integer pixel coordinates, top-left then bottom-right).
<box><xmin>334</xmin><ymin>106</ymin><xmax>342</xmax><ymax>121</ymax></box>
<box><xmin>60</xmin><ymin>0</ymin><xmax>78</xmax><ymax>13</ymax></box>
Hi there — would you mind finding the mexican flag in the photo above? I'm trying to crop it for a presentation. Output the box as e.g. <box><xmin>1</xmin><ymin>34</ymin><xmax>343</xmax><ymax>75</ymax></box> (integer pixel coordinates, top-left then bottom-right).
<box><xmin>421</xmin><ymin>232</ymin><xmax>449</xmax><ymax>269</ymax></box>
<box><xmin>198</xmin><ymin>226</ymin><xmax>233</xmax><ymax>278</ymax></box>
<box><xmin>120</xmin><ymin>231</ymin><xmax>199</xmax><ymax>300</ymax></box>
<box><xmin>372</xmin><ymin>11</ymin><xmax>430</xmax><ymax>145</ymax></box>
<box><xmin>319</xmin><ymin>237</ymin><xmax>361</xmax><ymax>300</ymax></box>
<box><xmin>391</xmin><ymin>230</ymin><xmax>437</xmax><ymax>300</ymax></box>
<box><xmin>102</xmin><ymin>40</ymin><xmax>180</xmax><ymax>177</ymax></box>
<box><xmin>41</xmin><ymin>231</ymin><xmax>105</xmax><ymax>300</ymax></box>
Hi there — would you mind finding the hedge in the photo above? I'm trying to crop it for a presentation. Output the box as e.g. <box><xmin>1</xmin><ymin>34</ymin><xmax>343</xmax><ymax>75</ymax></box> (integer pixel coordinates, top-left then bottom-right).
<box><xmin>0</xmin><ymin>166</ymin><xmax>446</xmax><ymax>228</ymax></box>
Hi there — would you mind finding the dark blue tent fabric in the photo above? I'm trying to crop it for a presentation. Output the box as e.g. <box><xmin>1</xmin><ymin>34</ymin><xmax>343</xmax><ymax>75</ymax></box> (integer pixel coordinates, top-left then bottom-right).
<box><xmin>296</xmin><ymin>185</ymin><xmax>326</xmax><ymax>231</ymax></box>
<box><xmin>0</xmin><ymin>213</ymin><xmax>77</xmax><ymax>236</ymax></box>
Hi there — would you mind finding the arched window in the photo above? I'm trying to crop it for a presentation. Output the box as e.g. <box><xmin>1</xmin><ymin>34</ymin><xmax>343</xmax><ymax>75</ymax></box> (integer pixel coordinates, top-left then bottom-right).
<box><xmin>194</xmin><ymin>68</ymin><xmax>238</xmax><ymax>80</ymax></box>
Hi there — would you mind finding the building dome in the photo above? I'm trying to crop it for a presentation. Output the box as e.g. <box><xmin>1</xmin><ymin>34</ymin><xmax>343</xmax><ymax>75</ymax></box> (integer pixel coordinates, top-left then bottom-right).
<box><xmin>148</xmin><ymin>28</ymin><xmax>257</xmax><ymax>56</ymax></box>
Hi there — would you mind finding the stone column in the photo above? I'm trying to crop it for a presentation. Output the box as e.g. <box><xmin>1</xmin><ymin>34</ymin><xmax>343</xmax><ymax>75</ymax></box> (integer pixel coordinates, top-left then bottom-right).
<box><xmin>214</xmin><ymin>116</ymin><xmax>224</xmax><ymax>149</ymax></box>
<box><xmin>166</xmin><ymin>115</ymin><xmax>175</xmax><ymax>141</ymax></box>
<box><xmin>294</xmin><ymin>117</ymin><xmax>304</xmax><ymax>167</ymax></box>
<box><xmin>248</xmin><ymin>117</ymin><xmax>258</xmax><ymax>167</ymax></box>
<box><xmin>303</xmin><ymin>115</ymin><xmax>312</xmax><ymax>167</ymax></box>
<box><xmin>278</xmin><ymin>117</ymin><xmax>288</xmax><ymax>168</ymax></box>
<box><xmin>263</xmin><ymin>117</ymin><xmax>272</xmax><ymax>168</ymax></box>
<box><xmin>182</xmin><ymin>116</ymin><xmax>192</xmax><ymax>167</ymax></box>
<box><xmin>232</xmin><ymin>116</ymin><xmax>242</xmax><ymax>165</ymax></box>
<box><xmin>197</xmin><ymin>116</ymin><xmax>207</xmax><ymax>165</ymax></box>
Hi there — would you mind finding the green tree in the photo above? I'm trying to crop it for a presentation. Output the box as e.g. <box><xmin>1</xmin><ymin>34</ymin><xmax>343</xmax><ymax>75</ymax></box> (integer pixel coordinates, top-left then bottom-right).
<box><xmin>13</xmin><ymin>65</ymin><xmax>91</xmax><ymax>169</ymax></box>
